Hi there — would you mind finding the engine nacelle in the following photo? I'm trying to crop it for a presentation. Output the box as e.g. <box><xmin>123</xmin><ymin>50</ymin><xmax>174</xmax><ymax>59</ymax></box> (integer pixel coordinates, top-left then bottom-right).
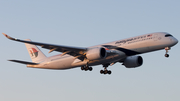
<box><xmin>123</xmin><ymin>56</ymin><xmax>143</xmax><ymax>68</ymax></box>
<box><xmin>86</xmin><ymin>47</ymin><xmax>107</xmax><ymax>61</ymax></box>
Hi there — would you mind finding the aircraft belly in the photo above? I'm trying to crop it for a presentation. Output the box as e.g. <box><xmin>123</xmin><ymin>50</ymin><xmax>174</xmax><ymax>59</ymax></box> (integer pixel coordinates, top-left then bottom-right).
<box><xmin>41</xmin><ymin>57</ymin><xmax>75</xmax><ymax>70</ymax></box>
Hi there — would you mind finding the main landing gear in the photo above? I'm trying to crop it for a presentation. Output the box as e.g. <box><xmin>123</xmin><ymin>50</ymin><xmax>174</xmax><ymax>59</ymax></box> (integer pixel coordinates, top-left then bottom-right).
<box><xmin>100</xmin><ymin>64</ymin><xmax>112</xmax><ymax>75</ymax></box>
<box><xmin>165</xmin><ymin>47</ymin><xmax>170</xmax><ymax>58</ymax></box>
<box><xmin>81</xmin><ymin>66</ymin><xmax>93</xmax><ymax>71</ymax></box>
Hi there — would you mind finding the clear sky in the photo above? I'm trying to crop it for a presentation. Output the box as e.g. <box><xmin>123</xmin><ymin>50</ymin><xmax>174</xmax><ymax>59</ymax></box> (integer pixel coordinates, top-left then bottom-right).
<box><xmin>0</xmin><ymin>0</ymin><xmax>180</xmax><ymax>101</ymax></box>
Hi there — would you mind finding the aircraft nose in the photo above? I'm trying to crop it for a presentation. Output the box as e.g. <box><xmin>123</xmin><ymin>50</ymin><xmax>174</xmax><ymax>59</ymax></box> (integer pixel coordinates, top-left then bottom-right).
<box><xmin>174</xmin><ymin>38</ymin><xmax>178</xmax><ymax>44</ymax></box>
<box><xmin>172</xmin><ymin>37</ymin><xmax>178</xmax><ymax>45</ymax></box>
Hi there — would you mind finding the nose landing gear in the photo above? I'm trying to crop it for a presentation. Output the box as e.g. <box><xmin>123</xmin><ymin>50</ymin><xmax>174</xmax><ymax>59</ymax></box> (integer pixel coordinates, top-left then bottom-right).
<box><xmin>165</xmin><ymin>47</ymin><xmax>170</xmax><ymax>58</ymax></box>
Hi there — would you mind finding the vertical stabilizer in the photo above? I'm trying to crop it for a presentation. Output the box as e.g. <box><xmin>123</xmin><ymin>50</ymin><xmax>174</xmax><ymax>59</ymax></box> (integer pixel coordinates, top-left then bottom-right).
<box><xmin>24</xmin><ymin>39</ymin><xmax>47</xmax><ymax>63</ymax></box>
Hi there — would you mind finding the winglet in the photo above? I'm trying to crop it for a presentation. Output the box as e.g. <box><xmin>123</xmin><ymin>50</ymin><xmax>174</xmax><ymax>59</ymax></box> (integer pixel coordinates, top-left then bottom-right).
<box><xmin>2</xmin><ymin>33</ymin><xmax>17</xmax><ymax>40</ymax></box>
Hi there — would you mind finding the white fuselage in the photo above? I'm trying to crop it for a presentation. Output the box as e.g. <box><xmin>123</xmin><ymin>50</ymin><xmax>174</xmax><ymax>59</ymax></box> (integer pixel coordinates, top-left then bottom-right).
<box><xmin>27</xmin><ymin>32</ymin><xmax>178</xmax><ymax>69</ymax></box>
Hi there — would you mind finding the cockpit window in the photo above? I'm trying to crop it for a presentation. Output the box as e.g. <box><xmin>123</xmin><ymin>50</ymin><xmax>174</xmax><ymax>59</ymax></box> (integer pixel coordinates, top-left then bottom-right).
<box><xmin>165</xmin><ymin>34</ymin><xmax>173</xmax><ymax>37</ymax></box>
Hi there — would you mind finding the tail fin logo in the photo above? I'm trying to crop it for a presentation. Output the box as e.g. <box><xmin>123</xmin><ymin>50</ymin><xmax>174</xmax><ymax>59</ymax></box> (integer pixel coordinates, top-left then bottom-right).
<box><xmin>29</xmin><ymin>48</ymin><xmax>38</xmax><ymax>58</ymax></box>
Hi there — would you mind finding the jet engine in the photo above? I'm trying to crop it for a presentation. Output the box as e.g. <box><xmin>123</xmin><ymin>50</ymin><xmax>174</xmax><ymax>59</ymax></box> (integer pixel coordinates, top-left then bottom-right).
<box><xmin>123</xmin><ymin>56</ymin><xmax>143</xmax><ymax>68</ymax></box>
<box><xmin>86</xmin><ymin>47</ymin><xmax>107</xmax><ymax>61</ymax></box>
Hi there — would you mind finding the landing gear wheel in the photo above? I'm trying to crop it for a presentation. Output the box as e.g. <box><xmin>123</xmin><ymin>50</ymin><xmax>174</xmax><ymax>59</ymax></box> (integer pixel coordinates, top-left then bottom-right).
<box><xmin>85</xmin><ymin>67</ymin><xmax>88</xmax><ymax>71</ymax></box>
<box><xmin>100</xmin><ymin>70</ymin><xmax>104</xmax><ymax>74</ymax></box>
<box><xmin>89</xmin><ymin>67</ymin><xmax>93</xmax><ymax>71</ymax></box>
<box><xmin>104</xmin><ymin>70</ymin><xmax>108</xmax><ymax>74</ymax></box>
<box><xmin>107</xmin><ymin>70</ymin><xmax>112</xmax><ymax>74</ymax></box>
<box><xmin>165</xmin><ymin>54</ymin><xmax>169</xmax><ymax>58</ymax></box>
<box><xmin>81</xmin><ymin>66</ymin><xmax>84</xmax><ymax>70</ymax></box>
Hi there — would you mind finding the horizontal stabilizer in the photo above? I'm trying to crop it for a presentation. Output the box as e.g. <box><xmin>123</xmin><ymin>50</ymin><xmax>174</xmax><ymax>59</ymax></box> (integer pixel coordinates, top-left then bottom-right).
<box><xmin>8</xmin><ymin>60</ymin><xmax>39</xmax><ymax>65</ymax></box>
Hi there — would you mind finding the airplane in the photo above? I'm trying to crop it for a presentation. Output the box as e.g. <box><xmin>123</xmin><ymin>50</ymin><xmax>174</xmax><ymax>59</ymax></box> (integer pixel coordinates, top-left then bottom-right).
<box><xmin>2</xmin><ymin>32</ymin><xmax>178</xmax><ymax>75</ymax></box>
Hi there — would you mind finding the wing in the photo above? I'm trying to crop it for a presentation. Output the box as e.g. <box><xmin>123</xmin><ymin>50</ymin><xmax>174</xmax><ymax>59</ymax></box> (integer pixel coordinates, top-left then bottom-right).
<box><xmin>2</xmin><ymin>33</ymin><xmax>87</xmax><ymax>59</ymax></box>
